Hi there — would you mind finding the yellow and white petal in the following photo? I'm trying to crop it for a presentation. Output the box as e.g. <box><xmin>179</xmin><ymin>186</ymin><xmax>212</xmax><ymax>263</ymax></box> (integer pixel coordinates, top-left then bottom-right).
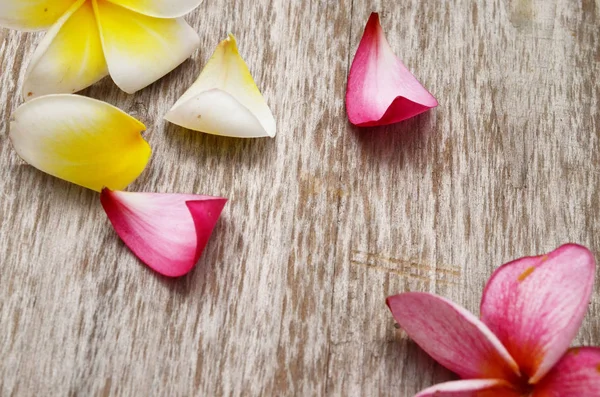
<box><xmin>0</xmin><ymin>0</ymin><xmax>74</xmax><ymax>31</ymax></box>
<box><xmin>105</xmin><ymin>0</ymin><xmax>203</xmax><ymax>18</ymax></box>
<box><xmin>23</xmin><ymin>0</ymin><xmax>108</xmax><ymax>100</ymax></box>
<box><xmin>93</xmin><ymin>0</ymin><xmax>200</xmax><ymax>94</ymax></box>
<box><xmin>165</xmin><ymin>34</ymin><xmax>276</xmax><ymax>138</ymax></box>
<box><xmin>9</xmin><ymin>94</ymin><xmax>151</xmax><ymax>192</ymax></box>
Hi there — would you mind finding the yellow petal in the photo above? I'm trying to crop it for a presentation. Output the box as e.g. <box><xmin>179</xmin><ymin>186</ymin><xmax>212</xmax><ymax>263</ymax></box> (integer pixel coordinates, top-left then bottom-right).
<box><xmin>105</xmin><ymin>0</ymin><xmax>203</xmax><ymax>18</ymax></box>
<box><xmin>23</xmin><ymin>0</ymin><xmax>108</xmax><ymax>100</ymax></box>
<box><xmin>93</xmin><ymin>0</ymin><xmax>199</xmax><ymax>94</ymax></box>
<box><xmin>165</xmin><ymin>34</ymin><xmax>276</xmax><ymax>138</ymax></box>
<box><xmin>0</xmin><ymin>0</ymin><xmax>74</xmax><ymax>31</ymax></box>
<box><xmin>9</xmin><ymin>94</ymin><xmax>151</xmax><ymax>192</ymax></box>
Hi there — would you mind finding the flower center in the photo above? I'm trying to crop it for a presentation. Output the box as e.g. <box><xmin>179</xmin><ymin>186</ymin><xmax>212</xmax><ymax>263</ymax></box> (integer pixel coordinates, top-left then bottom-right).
<box><xmin>514</xmin><ymin>374</ymin><xmax>535</xmax><ymax>396</ymax></box>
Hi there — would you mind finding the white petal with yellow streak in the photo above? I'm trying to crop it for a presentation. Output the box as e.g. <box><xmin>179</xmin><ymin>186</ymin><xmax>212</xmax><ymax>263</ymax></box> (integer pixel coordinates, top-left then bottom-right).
<box><xmin>9</xmin><ymin>94</ymin><xmax>151</xmax><ymax>192</ymax></box>
<box><xmin>23</xmin><ymin>0</ymin><xmax>108</xmax><ymax>100</ymax></box>
<box><xmin>105</xmin><ymin>0</ymin><xmax>203</xmax><ymax>18</ymax></box>
<box><xmin>0</xmin><ymin>0</ymin><xmax>74</xmax><ymax>31</ymax></box>
<box><xmin>93</xmin><ymin>0</ymin><xmax>199</xmax><ymax>94</ymax></box>
<box><xmin>165</xmin><ymin>34</ymin><xmax>276</xmax><ymax>138</ymax></box>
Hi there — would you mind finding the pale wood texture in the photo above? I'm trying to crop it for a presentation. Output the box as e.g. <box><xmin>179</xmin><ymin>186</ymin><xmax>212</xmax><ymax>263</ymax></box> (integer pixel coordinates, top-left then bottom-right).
<box><xmin>1</xmin><ymin>0</ymin><xmax>599</xmax><ymax>396</ymax></box>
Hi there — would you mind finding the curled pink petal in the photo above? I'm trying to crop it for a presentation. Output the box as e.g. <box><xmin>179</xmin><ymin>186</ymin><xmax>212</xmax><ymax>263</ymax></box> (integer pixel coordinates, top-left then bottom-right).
<box><xmin>414</xmin><ymin>379</ymin><xmax>520</xmax><ymax>397</ymax></box>
<box><xmin>387</xmin><ymin>292</ymin><xmax>520</xmax><ymax>381</ymax></box>
<box><xmin>100</xmin><ymin>189</ymin><xmax>227</xmax><ymax>277</ymax></box>
<box><xmin>533</xmin><ymin>347</ymin><xmax>600</xmax><ymax>396</ymax></box>
<box><xmin>480</xmin><ymin>244</ymin><xmax>596</xmax><ymax>383</ymax></box>
<box><xmin>346</xmin><ymin>12</ymin><xmax>438</xmax><ymax>127</ymax></box>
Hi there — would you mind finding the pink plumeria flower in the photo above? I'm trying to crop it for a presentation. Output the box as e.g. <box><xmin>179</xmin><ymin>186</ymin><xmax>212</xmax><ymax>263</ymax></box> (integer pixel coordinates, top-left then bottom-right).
<box><xmin>387</xmin><ymin>244</ymin><xmax>600</xmax><ymax>396</ymax></box>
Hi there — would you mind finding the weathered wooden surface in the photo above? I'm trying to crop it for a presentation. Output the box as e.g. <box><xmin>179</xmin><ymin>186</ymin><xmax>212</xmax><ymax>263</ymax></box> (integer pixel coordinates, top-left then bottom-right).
<box><xmin>1</xmin><ymin>0</ymin><xmax>599</xmax><ymax>395</ymax></box>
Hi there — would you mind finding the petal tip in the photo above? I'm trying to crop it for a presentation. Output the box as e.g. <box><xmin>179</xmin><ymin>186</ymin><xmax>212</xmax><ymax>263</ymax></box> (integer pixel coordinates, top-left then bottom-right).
<box><xmin>367</xmin><ymin>12</ymin><xmax>380</xmax><ymax>25</ymax></box>
<box><xmin>226</xmin><ymin>32</ymin><xmax>237</xmax><ymax>44</ymax></box>
<box><xmin>556</xmin><ymin>243</ymin><xmax>596</xmax><ymax>262</ymax></box>
<box><xmin>385</xmin><ymin>293</ymin><xmax>398</xmax><ymax>311</ymax></box>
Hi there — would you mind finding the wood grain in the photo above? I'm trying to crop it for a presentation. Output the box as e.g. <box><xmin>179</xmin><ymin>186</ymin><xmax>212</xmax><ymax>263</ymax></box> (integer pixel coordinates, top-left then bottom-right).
<box><xmin>1</xmin><ymin>0</ymin><xmax>599</xmax><ymax>396</ymax></box>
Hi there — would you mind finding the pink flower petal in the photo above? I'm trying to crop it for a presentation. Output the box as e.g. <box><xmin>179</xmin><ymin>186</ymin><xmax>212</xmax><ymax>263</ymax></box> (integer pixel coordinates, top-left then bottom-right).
<box><xmin>386</xmin><ymin>292</ymin><xmax>520</xmax><ymax>381</ymax></box>
<box><xmin>415</xmin><ymin>379</ymin><xmax>520</xmax><ymax>397</ymax></box>
<box><xmin>480</xmin><ymin>244</ymin><xmax>596</xmax><ymax>383</ymax></box>
<box><xmin>100</xmin><ymin>189</ymin><xmax>227</xmax><ymax>277</ymax></box>
<box><xmin>533</xmin><ymin>347</ymin><xmax>600</xmax><ymax>396</ymax></box>
<box><xmin>346</xmin><ymin>12</ymin><xmax>438</xmax><ymax>127</ymax></box>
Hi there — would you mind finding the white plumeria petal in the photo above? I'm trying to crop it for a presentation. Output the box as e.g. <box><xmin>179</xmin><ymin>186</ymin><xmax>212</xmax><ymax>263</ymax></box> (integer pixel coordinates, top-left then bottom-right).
<box><xmin>93</xmin><ymin>0</ymin><xmax>200</xmax><ymax>94</ymax></box>
<box><xmin>0</xmin><ymin>0</ymin><xmax>74</xmax><ymax>31</ymax></box>
<box><xmin>165</xmin><ymin>34</ymin><xmax>276</xmax><ymax>138</ymax></box>
<box><xmin>23</xmin><ymin>0</ymin><xmax>109</xmax><ymax>100</ymax></box>
<box><xmin>105</xmin><ymin>0</ymin><xmax>203</xmax><ymax>18</ymax></box>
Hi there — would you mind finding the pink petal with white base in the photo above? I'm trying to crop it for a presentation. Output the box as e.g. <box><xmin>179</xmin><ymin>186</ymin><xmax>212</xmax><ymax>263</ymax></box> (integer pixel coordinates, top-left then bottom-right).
<box><xmin>346</xmin><ymin>13</ymin><xmax>438</xmax><ymax>127</ymax></box>
<box><xmin>100</xmin><ymin>189</ymin><xmax>227</xmax><ymax>277</ymax></box>
<box><xmin>533</xmin><ymin>347</ymin><xmax>600</xmax><ymax>396</ymax></box>
<box><xmin>480</xmin><ymin>244</ymin><xmax>596</xmax><ymax>383</ymax></box>
<box><xmin>386</xmin><ymin>292</ymin><xmax>520</xmax><ymax>381</ymax></box>
<box><xmin>415</xmin><ymin>379</ymin><xmax>520</xmax><ymax>397</ymax></box>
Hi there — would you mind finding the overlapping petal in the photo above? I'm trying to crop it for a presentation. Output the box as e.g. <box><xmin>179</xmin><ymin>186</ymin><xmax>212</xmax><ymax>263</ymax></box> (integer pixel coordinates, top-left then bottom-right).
<box><xmin>106</xmin><ymin>0</ymin><xmax>203</xmax><ymax>18</ymax></box>
<box><xmin>386</xmin><ymin>292</ymin><xmax>520</xmax><ymax>381</ymax></box>
<box><xmin>480</xmin><ymin>244</ymin><xmax>596</xmax><ymax>383</ymax></box>
<box><xmin>23</xmin><ymin>0</ymin><xmax>108</xmax><ymax>100</ymax></box>
<box><xmin>414</xmin><ymin>379</ymin><xmax>520</xmax><ymax>397</ymax></box>
<box><xmin>533</xmin><ymin>347</ymin><xmax>600</xmax><ymax>396</ymax></box>
<box><xmin>346</xmin><ymin>13</ymin><xmax>438</xmax><ymax>127</ymax></box>
<box><xmin>93</xmin><ymin>0</ymin><xmax>199</xmax><ymax>94</ymax></box>
<box><xmin>100</xmin><ymin>189</ymin><xmax>227</xmax><ymax>277</ymax></box>
<box><xmin>165</xmin><ymin>34</ymin><xmax>276</xmax><ymax>138</ymax></box>
<box><xmin>9</xmin><ymin>94</ymin><xmax>151</xmax><ymax>191</ymax></box>
<box><xmin>0</xmin><ymin>0</ymin><xmax>74</xmax><ymax>31</ymax></box>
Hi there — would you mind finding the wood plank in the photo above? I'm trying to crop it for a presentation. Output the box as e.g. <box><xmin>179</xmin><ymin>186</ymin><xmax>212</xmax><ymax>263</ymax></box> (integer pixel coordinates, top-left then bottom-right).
<box><xmin>0</xmin><ymin>0</ymin><xmax>598</xmax><ymax>396</ymax></box>
<box><xmin>0</xmin><ymin>1</ymin><xmax>351</xmax><ymax>395</ymax></box>
<box><xmin>327</xmin><ymin>0</ymin><xmax>600</xmax><ymax>395</ymax></box>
